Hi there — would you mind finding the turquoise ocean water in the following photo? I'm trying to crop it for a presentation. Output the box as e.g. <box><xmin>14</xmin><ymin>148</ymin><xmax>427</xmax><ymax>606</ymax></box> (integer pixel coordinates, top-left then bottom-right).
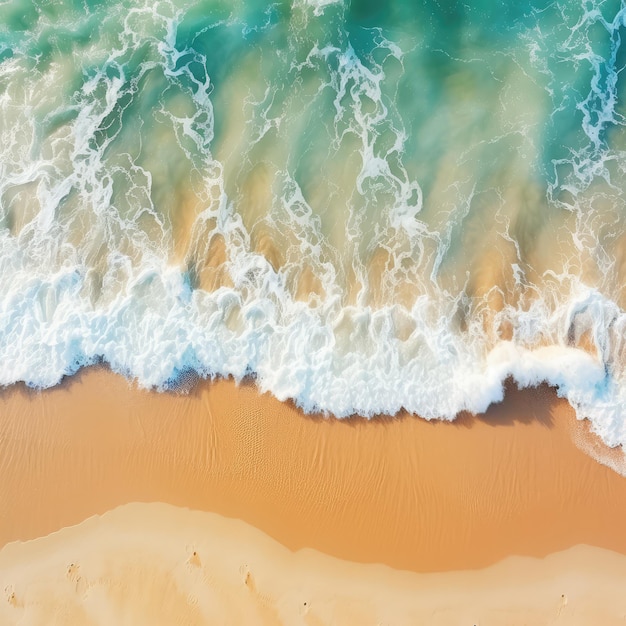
<box><xmin>1</xmin><ymin>0</ymin><xmax>626</xmax><ymax>444</ymax></box>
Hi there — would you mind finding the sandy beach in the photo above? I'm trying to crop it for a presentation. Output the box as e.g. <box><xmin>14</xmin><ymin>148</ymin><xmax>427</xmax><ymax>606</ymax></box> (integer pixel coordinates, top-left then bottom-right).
<box><xmin>2</xmin><ymin>502</ymin><xmax>626</xmax><ymax>625</ymax></box>
<box><xmin>1</xmin><ymin>368</ymin><xmax>626</xmax><ymax>622</ymax></box>
<box><xmin>3</xmin><ymin>0</ymin><xmax>626</xmax><ymax>622</ymax></box>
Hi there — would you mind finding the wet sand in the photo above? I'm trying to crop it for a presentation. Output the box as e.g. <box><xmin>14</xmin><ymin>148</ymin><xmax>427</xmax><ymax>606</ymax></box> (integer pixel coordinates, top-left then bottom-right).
<box><xmin>1</xmin><ymin>368</ymin><xmax>626</xmax><ymax>575</ymax></box>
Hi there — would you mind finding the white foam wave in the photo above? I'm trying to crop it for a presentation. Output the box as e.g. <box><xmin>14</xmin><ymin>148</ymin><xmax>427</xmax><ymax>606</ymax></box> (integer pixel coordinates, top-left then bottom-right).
<box><xmin>0</xmin><ymin>243</ymin><xmax>625</xmax><ymax>447</ymax></box>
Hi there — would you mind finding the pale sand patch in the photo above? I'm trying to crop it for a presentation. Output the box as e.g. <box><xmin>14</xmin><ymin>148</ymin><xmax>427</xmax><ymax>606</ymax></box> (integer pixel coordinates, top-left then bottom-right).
<box><xmin>1</xmin><ymin>501</ymin><xmax>626</xmax><ymax>626</ymax></box>
<box><xmin>2</xmin><ymin>368</ymin><xmax>626</xmax><ymax>575</ymax></box>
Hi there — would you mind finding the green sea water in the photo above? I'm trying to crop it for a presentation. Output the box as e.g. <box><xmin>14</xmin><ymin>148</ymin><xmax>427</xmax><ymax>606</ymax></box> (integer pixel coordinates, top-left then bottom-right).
<box><xmin>1</xmin><ymin>0</ymin><xmax>626</xmax><ymax>445</ymax></box>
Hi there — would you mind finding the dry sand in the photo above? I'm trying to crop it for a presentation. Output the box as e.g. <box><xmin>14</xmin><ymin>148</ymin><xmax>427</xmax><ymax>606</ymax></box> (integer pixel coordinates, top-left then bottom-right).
<box><xmin>2</xmin><ymin>368</ymin><xmax>626</xmax><ymax>622</ymax></box>
<box><xmin>2</xmin><ymin>501</ymin><xmax>626</xmax><ymax>626</ymax></box>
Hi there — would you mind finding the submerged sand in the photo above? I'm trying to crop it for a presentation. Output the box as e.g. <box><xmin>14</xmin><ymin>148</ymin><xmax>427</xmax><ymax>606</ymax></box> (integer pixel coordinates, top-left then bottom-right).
<box><xmin>1</xmin><ymin>368</ymin><xmax>626</xmax><ymax>572</ymax></box>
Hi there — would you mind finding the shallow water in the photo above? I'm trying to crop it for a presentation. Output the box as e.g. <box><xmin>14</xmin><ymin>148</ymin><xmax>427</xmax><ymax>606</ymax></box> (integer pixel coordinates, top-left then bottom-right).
<box><xmin>1</xmin><ymin>0</ymin><xmax>626</xmax><ymax>444</ymax></box>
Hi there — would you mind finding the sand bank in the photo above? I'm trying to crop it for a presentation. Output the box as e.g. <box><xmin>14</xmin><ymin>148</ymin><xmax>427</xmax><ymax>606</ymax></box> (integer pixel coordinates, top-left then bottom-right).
<box><xmin>2</xmin><ymin>501</ymin><xmax>626</xmax><ymax>626</ymax></box>
<box><xmin>1</xmin><ymin>368</ymin><xmax>626</xmax><ymax>574</ymax></box>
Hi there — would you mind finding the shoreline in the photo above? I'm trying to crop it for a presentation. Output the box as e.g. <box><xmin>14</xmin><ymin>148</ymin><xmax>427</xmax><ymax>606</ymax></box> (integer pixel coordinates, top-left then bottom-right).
<box><xmin>2</xmin><ymin>367</ymin><xmax>626</xmax><ymax>573</ymax></box>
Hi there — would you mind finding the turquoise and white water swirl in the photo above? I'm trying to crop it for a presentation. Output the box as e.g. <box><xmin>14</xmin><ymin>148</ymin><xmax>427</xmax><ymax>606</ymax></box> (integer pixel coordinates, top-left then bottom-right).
<box><xmin>1</xmin><ymin>0</ymin><xmax>626</xmax><ymax>445</ymax></box>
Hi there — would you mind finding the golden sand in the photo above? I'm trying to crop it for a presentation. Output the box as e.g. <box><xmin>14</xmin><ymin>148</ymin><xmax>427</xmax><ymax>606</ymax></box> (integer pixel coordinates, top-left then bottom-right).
<box><xmin>2</xmin><ymin>368</ymin><xmax>626</xmax><ymax>576</ymax></box>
